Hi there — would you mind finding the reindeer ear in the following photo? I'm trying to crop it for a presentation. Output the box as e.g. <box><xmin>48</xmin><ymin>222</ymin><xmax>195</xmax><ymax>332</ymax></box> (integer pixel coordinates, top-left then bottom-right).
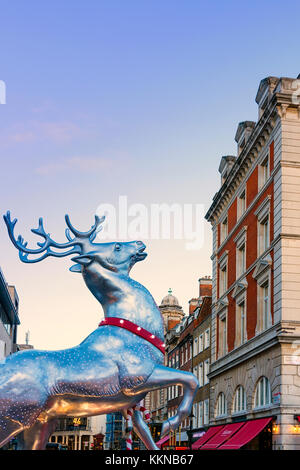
<box><xmin>71</xmin><ymin>255</ymin><xmax>94</xmax><ymax>266</ymax></box>
<box><xmin>69</xmin><ymin>264</ymin><xmax>82</xmax><ymax>273</ymax></box>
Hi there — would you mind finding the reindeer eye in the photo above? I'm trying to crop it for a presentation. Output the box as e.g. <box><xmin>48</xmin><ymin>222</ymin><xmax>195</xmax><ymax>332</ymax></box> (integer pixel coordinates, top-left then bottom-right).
<box><xmin>115</xmin><ymin>243</ymin><xmax>121</xmax><ymax>251</ymax></box>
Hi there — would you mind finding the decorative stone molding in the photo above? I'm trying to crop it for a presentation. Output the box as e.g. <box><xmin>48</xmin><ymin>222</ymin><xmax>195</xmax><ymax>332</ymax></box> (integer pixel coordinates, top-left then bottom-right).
<box><xmin>234</xmin><ymin>225</ymin><xmax>248</xmax><ymax>246</ymax></box>
<box><xmin>232</xmin><ymin>277</ymin><xmax>248</xmax><ymax>299</ymax></box>
<box><xmin>254</xmin><ymin>195</ymin><xmax>271</xmax><ymax>221</ymax></box>
<box><xmin>252</xmin><ymin>254</ymin><xmax>272</xmax><ymax>281</ymax></box>
<box><xmin>218</xmin><ymin>250</ymin><xmax>228</xmax><ymax>268</ymax></box>
<box><xmin>217</xmin><ymin>296</ymin><xmax>229</xmax><ymax>313</ymax></box>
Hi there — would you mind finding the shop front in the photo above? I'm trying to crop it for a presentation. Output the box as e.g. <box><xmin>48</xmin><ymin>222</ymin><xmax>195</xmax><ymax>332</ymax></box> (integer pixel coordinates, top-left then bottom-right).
<box><xmin>192</xmin><ymin>417</ymin><xmax>273</xmax><ymax>450</ymax></box>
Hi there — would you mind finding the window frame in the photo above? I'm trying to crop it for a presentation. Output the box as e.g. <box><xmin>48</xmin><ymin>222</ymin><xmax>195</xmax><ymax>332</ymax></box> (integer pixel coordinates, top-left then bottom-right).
<box><xmin>216</xmin><ymin>392</ymin><xmax>227</xmax><ymax>418</ymax></box>
<box><xmin>232</xmin><ymin>385</ymin><xmax>247</xmax><ymax>414</ymax></box>
<box><xmin>254</xmin><ymin>376</ymin><xmax>271</xmax><ymax>409</ymax></box>
<box><xmin>220</xmin><ymin>217</ymin><xmax>228</xmax><ymax>244</ymax></box>
<box><xmin>237</xmin><ymin>188</ymin><xmax>246</xmax><ymax>219</ymax></box>
<box><xmin>218</xmin><ymin>251</ymin><xmax>228</xmax><ymax>297</ymax></box>
<box><xmin>204</xmin><ymin>328</ymin><xmax>210</xmax><ymax>349</ymax></box>
<box><xmin>235</xmin><ymin>294</ymin><xmax>247</xmax><ymax>347</ymax></box>
<box><xmin>204</xmin><ymin>359</ymin><xmax>210</xmax><ymax>385</ymax></box>
<box><xmin>259</xmin><ymin>152</ymin><xmax>270</xmax><ymax>189</ymax></box>
<box><xmin>255</xmin><ymin>196</ymin><xmax>271</xmax><ymax>257</ymax></box>
<box><xmin>218</xmin><ymin>309</ymin><xmax>228</xmax><ymax>358</ymax></box>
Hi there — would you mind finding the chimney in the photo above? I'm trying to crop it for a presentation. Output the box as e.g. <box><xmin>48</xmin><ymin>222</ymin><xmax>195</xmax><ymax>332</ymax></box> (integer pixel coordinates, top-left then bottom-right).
<box><xmin>188</xmin><ymin>298</ymin><xmax>198</xmax><ymax>315</ymax></box>
<box><xmin>198</xmin><ymin>276</ymin><xmax>212</xmax><ymax>298</ymax></box>
<box><xmin>235</xmin><ymin>121</ymin><xmax>256</xmax><ymax>156</ymax></box>
<box><xmin>218</xmin><ymin>155</ymin><xmax>236</xmax><ymax>185</ymax></box>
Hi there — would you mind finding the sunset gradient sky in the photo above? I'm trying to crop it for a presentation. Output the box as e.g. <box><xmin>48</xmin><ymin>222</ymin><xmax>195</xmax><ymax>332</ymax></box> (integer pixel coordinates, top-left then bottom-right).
<box><xmin>1</xmin><ymin>0</ymin><xmax>300</xmax><ymax>350</ymax></box>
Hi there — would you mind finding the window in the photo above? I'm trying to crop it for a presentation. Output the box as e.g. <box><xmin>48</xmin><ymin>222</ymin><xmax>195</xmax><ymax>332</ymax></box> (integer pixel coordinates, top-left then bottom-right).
<box><xmin>237</xmin><ymin>190</ymin><xmax>246</xmax><ymax>218</ymax></box>
<box><xmin>204</xmin><ymin>399</ymin><xmax>209</xmax><ymax>425</ymax></box>
<box><xmin>218</xmin><ymin>251</ymin><xmax>228</xmax><ymax>297</ymax></box>
<box><xmin>204</xmin><ymin>328</ymin><xmax>210</xmax><ymax>349</ymax></box>
<box><xmin>235</xmin><ymin>226</ymin><xmax>247</xmax><ymax>279</ymax></box>
<box><xmin>237</xmin><ymin>242</ymin><xmax>246</xmax><ymax>278</ymax></box>
<box><xmin>216</xmin><ymin>393</ymin><xmax>227</xmax><ymax>417</ymax></box>
<box><xmin>255</xmin><ymin>196</ymin><xmax>271</xmax><ymax>256</ymax></box>
<box><xmin>0</xmin><ymin>304</ymin><xmax>12</xmax><ymax>336</ymax></box>
<box><xmin>193</xmin><ymin>337</ymin><xmax>198</xmax><ymax>357</ymax></box>
<box><xmin>180</xmin><ymin>347</ymin><xmax>184</xmax><ymax>366</ymax></box>
<box><xmin>254</xmin><ymin>377</ymin><xmax>271</xmax><ymax>408</ymax></box>
<box><xmin>198</xmin><ymin>362</ymin><xmax>203</xmax><ymax>387</ymax></box>
<box><xmin>218</xmin><ymin>312</ymin><xmax>227</xmax><ymax>357</ymax></box>
<box><xmin>233</xmin><ymin>386</ymin><xmax>246</xmax><ymax>413</ymax></box>
<box><xmin>198</xmin><ymin>334</ymin><xmax>204</xmax><ymax>352</ymax></box>
<box><xmin>236</xmin><ymin>298</ymin><xmax>246</xmax><ymax>347</ymax></box>
<box><xmin>257</xmin><ymin>280</ymin><xmax>271</xmax><ymax>332</ymax></box>
<box><xmin>220</xmin><ymin>217</ymin><xmax>228</xmax><ymax>244</ymax></box>
<box><xmin>219</xmin><ymin>264</ymin><xmax>227</xmax><ymax>296</ymax></box>
<box><xmin>259</xmin><ymin>155</ymin><xmax>269</xmax><ymax>188</ymax></box>
<box><xmin>204</xmin><ymin>359</ymin><xmax>210</xmax><ymax>384</ymax></box>
<box><xmin>192</xmin><ymin>404</ymin><xmax>197</xmax><ymax>428</ymax></box>
<box><xmin>258</xmin><ymin>215</ymin><xmax>269</xmax><ymax>255</ymax></box>
<box><xmin>198</xmin><ymin>401</ymin><xmax>203</xmax><ymax>428</ymax></box>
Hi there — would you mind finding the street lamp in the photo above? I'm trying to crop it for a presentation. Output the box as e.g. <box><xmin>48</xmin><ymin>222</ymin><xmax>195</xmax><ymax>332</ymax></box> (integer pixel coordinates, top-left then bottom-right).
<box><xmin>187</xmin><ymin>411</ymin><xmax>195</xmax><ymax>450</ymax></box>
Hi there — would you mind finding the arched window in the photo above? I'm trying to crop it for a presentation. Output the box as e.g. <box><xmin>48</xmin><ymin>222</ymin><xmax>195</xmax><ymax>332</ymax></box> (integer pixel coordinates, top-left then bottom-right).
<box><xmin>216</xmin><ymin>392</ymin><xmax>227</xmax><ymax>417</ymax></box>
<box><xmin>254</xmin><ymin>376</ymin><xmax>271</xmax><ymax>408</ymax></box>
<box><xmin>233</xmin><ymin>385</ymin><xmax>246</xmax><ymax>413</ymax></box>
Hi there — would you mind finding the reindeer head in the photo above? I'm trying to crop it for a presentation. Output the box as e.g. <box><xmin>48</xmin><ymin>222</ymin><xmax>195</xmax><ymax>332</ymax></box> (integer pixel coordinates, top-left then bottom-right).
<box><xmin>3</xmin><ymin>211</ymin><xmax>147</xmax><ymax>275</ymax></box>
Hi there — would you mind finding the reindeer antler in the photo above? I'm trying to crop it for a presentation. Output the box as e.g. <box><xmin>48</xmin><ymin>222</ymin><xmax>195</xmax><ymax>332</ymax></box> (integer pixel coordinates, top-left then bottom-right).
<box><xmin>3</xmin><ymin>211</ymin><xmax>105</xmax><ymax>263</ymax></box>
<box><xmin>65</xmin><ymin>214</ymin><xmax>105</xmax><ymax>242</ymax></box>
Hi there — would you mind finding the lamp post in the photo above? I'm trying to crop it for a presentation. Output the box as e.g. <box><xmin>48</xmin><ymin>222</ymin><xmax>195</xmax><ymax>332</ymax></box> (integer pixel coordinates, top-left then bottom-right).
<box><xmin>187</xmin><ymin>411</ymin><xmax>195</xmax><ymax>450</ymax></box>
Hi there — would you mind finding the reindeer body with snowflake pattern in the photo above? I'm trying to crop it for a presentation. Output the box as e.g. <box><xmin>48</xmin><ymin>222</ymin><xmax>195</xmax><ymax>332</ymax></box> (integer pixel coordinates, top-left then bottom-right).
<box><xmin>0</xmin><ymin>212</ymin><xmax>198</xmax><ymax>450</ymax></box>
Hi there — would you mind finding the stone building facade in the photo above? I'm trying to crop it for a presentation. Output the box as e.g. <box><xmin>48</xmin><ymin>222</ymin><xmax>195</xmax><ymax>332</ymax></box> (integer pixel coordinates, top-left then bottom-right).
<box><xmin>163</xmin><ymin>277</ymin><xmax>212</xmax><ymax>448</ymax></box>
<box><xmin>0</xmin><ymin>267</ymin><xmax>20</xmax><ymax>358</ymax></box>
<box><xmin>192</xmin><ymin>294</ymin><xmax>212</xmax><ymax>433</ymax></box>
<box><xmin>205</xmin><ymin>74</ymin><xmax>300</xmax><ymax>450</ymax></box>
<box><xmin>148</xmin><ymin>290</ymin><xmax>184</xmax><ymax>424</ymax></box>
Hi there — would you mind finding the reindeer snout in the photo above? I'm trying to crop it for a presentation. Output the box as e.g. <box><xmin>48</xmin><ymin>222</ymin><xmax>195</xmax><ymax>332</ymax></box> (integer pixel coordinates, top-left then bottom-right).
<box><xmin>135</xmin><ymin>241</ymin><xmax>147</xmax><ymax>259</ymax></box>
<box><xmin>136</xmin><ymin>241</ymin><xmax>146</xmax><ymax>250</ymax></box>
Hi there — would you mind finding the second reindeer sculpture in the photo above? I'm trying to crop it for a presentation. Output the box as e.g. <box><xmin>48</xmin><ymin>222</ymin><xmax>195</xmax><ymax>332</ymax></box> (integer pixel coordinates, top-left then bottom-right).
<box><xmin>0</xmin><ymin>212</ymin><xmax>198</xmax><ymax>450</ymax></box>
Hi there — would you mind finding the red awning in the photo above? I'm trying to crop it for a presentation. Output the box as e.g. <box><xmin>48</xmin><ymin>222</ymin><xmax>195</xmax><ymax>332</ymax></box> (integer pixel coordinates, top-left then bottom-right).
<box><xmin>156</xmin><ymin>435</ymin><xmax>169</xmax><ymax>449</ymax></box>
<box><xmin>191</xmin><ymin>425</ymin><xmax>224</xmax><ymax>450</ymax></box>
<box><xmin>218</xmin><ymin>418</ymin><xmax>272</xmax><ymax>450</ymax></box>
<box><xmin>201</xmin><ymin>422</ymin><xmax>244</xmax><ymax>449</ymax></box>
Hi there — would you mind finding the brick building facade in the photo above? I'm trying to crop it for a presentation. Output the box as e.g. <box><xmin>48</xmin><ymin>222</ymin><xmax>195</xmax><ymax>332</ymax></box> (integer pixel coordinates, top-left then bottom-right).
<box><xmin>164</xmin><ymin>277</ymin><xmax>212</xmax><ymax>448</ymax></box>
<box><xmin>205</xmin><ymin>75</ymin><xmax>300</xmax><ymax>450</ymax></box>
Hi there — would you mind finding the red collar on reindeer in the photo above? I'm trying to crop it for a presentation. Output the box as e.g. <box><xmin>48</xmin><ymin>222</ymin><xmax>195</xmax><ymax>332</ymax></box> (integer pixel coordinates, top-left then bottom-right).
<box><xmin>98</xmin><ymin>317</ymin><xmax>165</xmax><ymax>355</ymax></box>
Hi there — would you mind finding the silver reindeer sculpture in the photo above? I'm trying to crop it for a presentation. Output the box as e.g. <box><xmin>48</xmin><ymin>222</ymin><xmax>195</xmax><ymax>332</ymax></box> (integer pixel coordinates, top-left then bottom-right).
<box><xmin>0</xmin><ymin>211</ymin><xmax>198</xmax><ymax>450</ymax></box>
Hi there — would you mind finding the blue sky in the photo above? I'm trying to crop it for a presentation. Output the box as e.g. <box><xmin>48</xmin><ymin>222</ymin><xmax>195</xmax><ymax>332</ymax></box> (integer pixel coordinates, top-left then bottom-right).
<box><xmin>1</xmin><ymin>0</ymin><xmax>300</xmax><ymax>349</ymax></box>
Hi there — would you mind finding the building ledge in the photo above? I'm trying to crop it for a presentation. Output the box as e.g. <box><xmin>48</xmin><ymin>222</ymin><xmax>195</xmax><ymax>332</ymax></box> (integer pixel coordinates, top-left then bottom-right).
<box><xmin>209</xmin><ymin>322</ymin><xmax>280</xmax><ymax>378</ymax></box>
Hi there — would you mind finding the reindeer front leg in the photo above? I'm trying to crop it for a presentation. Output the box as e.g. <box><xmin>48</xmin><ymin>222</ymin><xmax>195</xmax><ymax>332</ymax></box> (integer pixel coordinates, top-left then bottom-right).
<box><xmin>132</xmin><ymin>409</ymin><xmax>159</xmax><ymax>450</ymax></box>
<box><xmin>126</xmin><ymin>365</ymin><xmax>198</xmax><ymax>439</ymax></box>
